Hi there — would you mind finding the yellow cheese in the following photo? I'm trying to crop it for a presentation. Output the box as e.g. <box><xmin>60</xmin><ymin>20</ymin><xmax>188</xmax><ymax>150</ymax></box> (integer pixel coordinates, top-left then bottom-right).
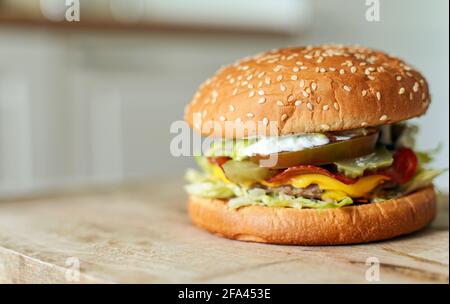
<box><xmin>263</xmin><ymin>174</ymin><xmax>388</xmax><ymax>198</ymax></box>
<box><xmin>322</xmin><ymin>190</ymin><xmax>348</xmax><ymax>201</ymax></box>
<box><xmin>212</xmin><ymin>165</ymin><xmax>231</xmax><ymax>183</ymax></box>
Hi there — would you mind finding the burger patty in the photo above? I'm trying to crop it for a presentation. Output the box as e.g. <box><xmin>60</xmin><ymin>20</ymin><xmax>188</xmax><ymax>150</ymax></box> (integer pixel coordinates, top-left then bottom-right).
<box><xmin>268</xmin><ymin>184</ymin><xmax>323</xmax><ymax>199</ymax></box>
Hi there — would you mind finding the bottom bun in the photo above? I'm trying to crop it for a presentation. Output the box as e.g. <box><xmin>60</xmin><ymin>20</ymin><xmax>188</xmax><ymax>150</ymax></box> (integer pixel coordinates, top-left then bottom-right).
<box><xmin>188</xmin><ymin>186</ymin><xmax>436</xmax><ymax>245</ymax></box>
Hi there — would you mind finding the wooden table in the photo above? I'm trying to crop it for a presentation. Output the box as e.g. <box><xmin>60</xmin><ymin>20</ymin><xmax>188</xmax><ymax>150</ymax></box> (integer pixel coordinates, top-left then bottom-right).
<box><xmin>0</xmin><ymin>178</ymin><xmax>448</xmax><ymax>283</ymax></box>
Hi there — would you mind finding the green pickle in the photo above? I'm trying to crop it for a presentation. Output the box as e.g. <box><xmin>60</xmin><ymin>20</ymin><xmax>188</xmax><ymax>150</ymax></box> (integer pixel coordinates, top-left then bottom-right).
<box><xmin>222</xmin><ymin>160</ymin><xmax>276</xmax><ymax>185</ymax></box>
<box><xmin>334</xmin><ymin>146</ymin><xmax>394</xmax><ymax>178</ymax></box>
<box><xmin>250</xmin><ymin>132</ymin><xmax>379</xmax><ymax>169</ymax></box>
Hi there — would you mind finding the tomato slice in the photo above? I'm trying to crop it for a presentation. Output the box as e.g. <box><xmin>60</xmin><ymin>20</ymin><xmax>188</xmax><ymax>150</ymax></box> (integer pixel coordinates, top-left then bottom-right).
<box><xmin>266</xmin><ymin>165</ymin><xmax>358</xmax><ymax>185</ymax></box>
<box><xmin>377</xmin><ymin>148</ymin><xmax>418</xmax><ymax>184</ymax></box>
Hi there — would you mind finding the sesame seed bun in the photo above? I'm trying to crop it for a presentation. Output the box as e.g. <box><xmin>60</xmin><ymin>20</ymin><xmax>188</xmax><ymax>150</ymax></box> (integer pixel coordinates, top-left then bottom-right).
<box><xmin>188</xmin><ymin>186</ymin><xmax>436</xmax><ymax>245</ymax></box>
<box><xmin>185</xmin><ymin>45</ymin><xmax>431</xmax><ymax>138</ymax></box>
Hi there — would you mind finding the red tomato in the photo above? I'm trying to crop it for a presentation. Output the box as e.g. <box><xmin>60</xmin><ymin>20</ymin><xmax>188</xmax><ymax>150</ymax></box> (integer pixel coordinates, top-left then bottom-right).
<box><xmin>378</xmin><ymin>148</ymin><xmax>418</xmax><ymax>184</ymax></box>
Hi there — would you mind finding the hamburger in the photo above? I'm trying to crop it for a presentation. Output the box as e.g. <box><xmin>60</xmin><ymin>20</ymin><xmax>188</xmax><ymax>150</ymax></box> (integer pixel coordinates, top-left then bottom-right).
<box><xmin>183</xmin><ymin>44</ymin><xmax>443</xmax><ymax>245</ymax></box>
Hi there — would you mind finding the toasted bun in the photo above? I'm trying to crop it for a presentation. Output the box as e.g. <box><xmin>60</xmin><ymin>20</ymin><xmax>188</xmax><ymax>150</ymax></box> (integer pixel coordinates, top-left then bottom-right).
<box><xmin>185</xmin><ymin>45</ymin><xmax>430</xmax><ymax>138</ymax></box>
<box><xmin>188</xmin><ymin>186</ymin><xmax>436</xmax><ymax>245</ymax></box>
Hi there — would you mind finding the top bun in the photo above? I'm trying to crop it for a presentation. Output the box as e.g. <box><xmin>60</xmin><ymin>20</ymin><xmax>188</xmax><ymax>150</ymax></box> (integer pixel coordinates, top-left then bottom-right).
<box><xmin>185</xmin><ymin>44</ymin><xmax>430</xmax><ymax>138</ymax></box>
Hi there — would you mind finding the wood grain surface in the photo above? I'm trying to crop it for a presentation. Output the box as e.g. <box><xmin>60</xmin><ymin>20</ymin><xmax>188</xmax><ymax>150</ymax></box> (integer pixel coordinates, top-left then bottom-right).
<box><xmin>0</xmin><ymin>178</ymin><xmax>448</xmax><ymax>284</ymax></box>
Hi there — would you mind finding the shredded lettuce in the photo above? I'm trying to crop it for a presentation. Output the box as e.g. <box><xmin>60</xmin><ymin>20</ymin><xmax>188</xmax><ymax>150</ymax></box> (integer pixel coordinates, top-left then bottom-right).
<box><xmin>185</xmin><ymin>168</ymin><xmax>241</xmax><ymax>199</ymax></box>
<box><xmin>228</xmin><ymin>188</ymin><xmax>353</xmax><ymax>210</ymax></box>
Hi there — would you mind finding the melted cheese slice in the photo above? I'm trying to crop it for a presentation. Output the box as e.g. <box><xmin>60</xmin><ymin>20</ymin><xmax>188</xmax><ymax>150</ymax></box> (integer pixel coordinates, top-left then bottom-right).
<box><xmin>262</xmin><ymin>174</ymin><xmax>389</xmax><ymax>198</ymax></box>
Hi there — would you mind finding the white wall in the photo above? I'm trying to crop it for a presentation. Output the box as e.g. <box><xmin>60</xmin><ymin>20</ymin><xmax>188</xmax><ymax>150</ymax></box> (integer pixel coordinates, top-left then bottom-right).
<box><xmin>0</xmin><ymin>0</ymin><xmax>448</xmax><ymax>195</ymax></box>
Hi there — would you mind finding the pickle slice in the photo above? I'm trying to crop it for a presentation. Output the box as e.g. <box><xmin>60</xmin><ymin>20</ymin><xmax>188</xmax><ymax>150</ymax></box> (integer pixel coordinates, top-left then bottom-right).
<box><xmin>250</xmin><ymin>132</ymin><xmax>379</xmax><ymax>169</ymax></box>
<box><xmin>222</xmin><ymin>160</ymin><xmax>277</xmax><ymax>185</ymax></box>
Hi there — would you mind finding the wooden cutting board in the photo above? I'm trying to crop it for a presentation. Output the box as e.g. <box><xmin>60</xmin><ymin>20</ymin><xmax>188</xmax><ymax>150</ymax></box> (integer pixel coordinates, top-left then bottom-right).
<box><xmin>0</xmin><ymin>178</ymin><xmax>448</xmax><ymax>283</ymax></box>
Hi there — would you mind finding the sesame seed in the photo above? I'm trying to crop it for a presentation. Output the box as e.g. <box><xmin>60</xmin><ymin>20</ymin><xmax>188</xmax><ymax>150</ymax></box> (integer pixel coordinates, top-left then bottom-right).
<box><xmin>262</xmin><ymin>117</ymin><xmax>269</xmax><ymax>126</ymax></box>
<box><xmin>246</xmin><ymin>74</ymin><xmax>253</xmax><ymax>80</ymax></box>
<box><xmin>396</xmin><ymin>76</ymin><xmax>402</xmax><ymax>81</ymax></box>
<box><xmin>362</xmin><ymin>90</ymin><xmax>367</xmax><ymax>96</ymax></box>
<box><xmin>229</xmin><ymin>78</ymin><xmax>235</xmax><ymax>84</ymax></box>
<box><xmin>410</xmin><ymin>92</ymin><xmax>414</xmax><ymax>100</ymax></box>
<box><xmin>229</xmin><ymin>105</ymin><xmax>235</xmax><ymax>112</ymax></box>
<box><xmin>311</xmin><ymin>82</ymin><xmax>317</xmax><ymax>91</ymax></box>
<box><xmin>350</xmin><ymin>66</ymin><xmax>357</xmax><ymax>73</ymax></box>
<box><xmin>232</xmin><ymin>88</ymin><xmax>238</xmax><ymax>95</ymax></box>
<box><xmin>300</xmin><ymin>66</ymin><xmax>308</xmax><ymax>70</ymax></box>
<box><xmin>319</xmin><ymin>68</ymin><xmax>327</xmax><ymax>73</ymax></box>
<box><xmin>219</xmin><ymin>116</ymin><xmax>226</xmax><ymax>121</ymax></box>
<box><xmin>302</xmin><ymin>91</ymin><xmax>309</xmax><ymax>97</ymax></box>
<box><xmin>413</xmin><ymin>82</ymin><xmax>419</xmax><ymax>92</ymax></box>
<box><xmin>379</xmin><ymin>115</ymin><xmax>388</xmax><ymax>121</ymax></box>
<box><xmin>368</xmin><ymin>75</ymin><xmax>375</xmax><ymax>80</ymax></box>
<box><xmin>248</xmin><ymin>91</ymin><xmax>255</xmax><ymax>97</ymax></box>
<box><xmin>304</xmin><ymin>54</ymin><xmax>313</xmax><ymax>59</ymax></box>
<box><xmin>323</xmin><ymin>105</ymin><xmax>329</xmax><ymax>111</ymax></box>
<box><xmin>361</xmin><ymin>122</ymin><xmax>368</xmax><ymax>127</ymax></box>
<box><xmin>258</xmin><ymin>89</ymin><xmax>265</xmax><ymax>96</ymax></box>
<box><xmin>422</xmin><ymin>92</ymin><xmax>426</xmax><ymax>100</ymax></box>
<box><xmin>287</xmin><ymin>95</ymin><xmax>295</xmax><ymax>102</ymax></box>
<box><xmin>293</xmin><ymin>67</ymin><xmax>299</xmax><ymax>72</ymax></box>
<box><xmin>339</xmin><ymin>69</ymin><xmax>345</xmax><ymax>75</ymax></box>
<box><xmin>307</xmin><ymin>102</ymin><xmax>313</xmax><ymax>110</ymax></box>
<box><xmin>276</xmin><ymin>75</ymin><xmax>283</xmax><ymax>81</ymax></box>
<box><xmin>343</xmin><ymin>85</ymin><xmax>352</xmax><ymax>92</ymax></box>
<box><xmin>280</xmin><ymin>84</ymin><xmax>286</xmax><ymax>92</ymax></box>
<box><xmin>333</xmin><ymin>102</ymin><xmax>339</xmax><ymax>110</ymax></box>
<box><xmin>277</xmin><ymin>100</ymin><xmax>284</xmax><ymax>106</ymax></box>
<box><xmin>296</xmin><ymin>61</ymin><xmax>304</xmax><ymax>66</ymax></box>
<box><xmin>399</xmin><ymin>87</ymin><xmax>406</xmax><ymax>95</ymax></box>
<box><xmin>321</xmin><ymin>124</ymin><xmax>330</xmax><ymax>131</ymax></box>
<box><xmin>299</xmin><ymin>79</ymin><xmax>305</xmax><ymax>88</ymax></box>
<box><xmin>246</xmin><ymin>112</ymin><xmax>254</xmax><ymax>118</ymax></box>
<box><xmin>265</xmin><ymin>77</ymin><xmax>271</xmax><ymax>85</ymax></box>
<box><xmin>376</xmin><ymin>92</ymin><xmax>381</xmax><ymax>100</ymax></box>
<box><xmin>291</xmin><ymin>75</ymin><xmax>298</xmax><ymax>80</ymax></box>
<box><xmin>258</xmin><ymin>97</ymin><xmax>266</xmax><ymax>104</ymax></box>
<box><xmin>295</xmin><ymin>100</ymin><xmax>302</xmax><ymax>106</ymax></box>
<box><xmin>281</xmin><ymin>114</ymin><xmax>288</xmax><ymax>121</ymax></box>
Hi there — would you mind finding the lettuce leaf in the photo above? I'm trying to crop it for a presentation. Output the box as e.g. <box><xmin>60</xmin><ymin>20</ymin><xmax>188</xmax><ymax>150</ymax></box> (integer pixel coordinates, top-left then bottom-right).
<box><xmin>399</xmin><ymin>168</ymin><xmax>446</xmax><ymax>195</ymax></box>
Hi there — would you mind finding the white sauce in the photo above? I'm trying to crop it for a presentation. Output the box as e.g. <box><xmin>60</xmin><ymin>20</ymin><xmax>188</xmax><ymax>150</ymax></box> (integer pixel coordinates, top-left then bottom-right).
<box><xmin>242</xmin><ymin>134</ymin><xmax>330</xmax><ymax>156</ymax></box>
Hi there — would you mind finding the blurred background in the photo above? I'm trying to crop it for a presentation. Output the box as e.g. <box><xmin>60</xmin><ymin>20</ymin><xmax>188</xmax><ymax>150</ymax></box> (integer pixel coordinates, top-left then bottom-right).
<box><xmin>0</xmin><ymin>0</ymin><xmax>448</xmax><ymax>197</ymax></box>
